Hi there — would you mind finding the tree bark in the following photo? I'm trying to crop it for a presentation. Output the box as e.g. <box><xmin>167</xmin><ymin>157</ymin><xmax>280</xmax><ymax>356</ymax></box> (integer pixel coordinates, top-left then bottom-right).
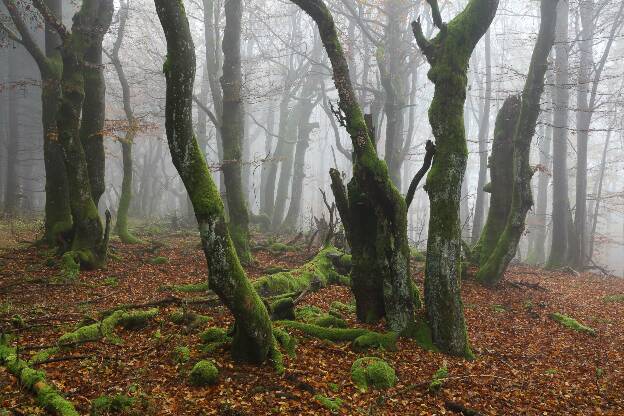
<box><xmin>155</xmin><ymin>0</ymin><xmax>274</xmax><ymax>363</ymax></box>
<box><xmin>547</xmin><ymin>0</ymin><xmax>570</xmax><ymax>268</ymax></box>
<box><xmin>471</xmin><ymin>29</ymin><xmax>492</xmax><ymax>244</ymax></box>
<box><xmin>476</xmin><ymin>0</ymin><xmax>559</xmax><ymax>286</ymax></box>
<box><xmin>291</xmin><ymin>0</ymin><xmax>416</xmax><ymax>333</ymax></box>
<box><xmin>220</xmin><ymin>0</ymin><xmax>251</xmax><ymax>263</ymax></box>
<box><xmin>412</xmin><ymin>0</ymin><xmax>499</xmax><ymax>356</ymax></box>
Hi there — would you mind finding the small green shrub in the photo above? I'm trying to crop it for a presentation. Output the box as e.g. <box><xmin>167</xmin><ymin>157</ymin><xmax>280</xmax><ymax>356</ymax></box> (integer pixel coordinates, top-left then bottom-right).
<box><xmin>189</xmin><ymin>360</ymin><xmax>218</xmax><ymax>386</ymax></box>
<box><xmin>429</xmin><ymin>365</ymin><xmax>448</xmax><ymax>391</ymax></box>
<box><xmin>172</xmin><ymin>346</ymin><xmax>190</xmax><ymax>364</ymax></box>
<box><xmin>351</xmin><ymin>357</ymin><xmax>396</xmax><ymax>392</ymax></box>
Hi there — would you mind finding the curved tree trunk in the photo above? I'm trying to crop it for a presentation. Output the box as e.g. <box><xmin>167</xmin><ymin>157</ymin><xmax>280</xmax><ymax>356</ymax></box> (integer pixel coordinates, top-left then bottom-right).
<box><xmin>476</xmin><ymin>96</ymin><xmax>519</xmax><ymax>265</ymax></box>
<box><xmin>476</xmin><ymin>0</ymin><xmax>559</xmax><ymax>285</ymax></box>
<box><xmin>220</xmin><ymin>0</ymin><xmax>251</xmax><ymax>263</ymax></box>
<box><xmin>155</xmin><ymin>0</ymin><xmax>273</xmax><ymax>364</ymax></box>
<box><xmin>291</xmin><ymin>0</ymin><xmax>416</xmax><ymax>334</ymax></box>
<box><xmin>412</xmin><ymin>0</ymin><xmax>499</xmax><ymax>356</ymax></box>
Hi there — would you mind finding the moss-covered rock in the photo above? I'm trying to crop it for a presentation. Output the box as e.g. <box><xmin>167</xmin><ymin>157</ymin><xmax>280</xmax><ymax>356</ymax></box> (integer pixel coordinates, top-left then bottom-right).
<box><xmin>118</xmin><ymin>308</ymin><xmax>159</xmax><ymax>330</ymax></box>
<box><xmin>199</xmin><ymin>328</ymin><xmax>230</xmax><ymax>344</ymax></box>
<box><xmin>269</xmin><ymin>242</ymin><xmax>296</xmax><ymax>253</ymax></box>
<box><xmin>189</xmin><ymin>360</ymin><xmax>219</xmax><ymax>386</ymax></box>
<box><xmin>350</xmin><ymin>357</ymin><xmax>396</xmax><ymax>392</ymax></box>
<box><xmin>550</xmin><ymin>313</ymin><xmax>596</xmax><ymax>336</ymax></box>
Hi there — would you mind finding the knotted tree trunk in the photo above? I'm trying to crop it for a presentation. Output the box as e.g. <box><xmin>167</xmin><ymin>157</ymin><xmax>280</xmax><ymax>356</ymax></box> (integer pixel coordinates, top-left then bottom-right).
<box><xmin>155</xmin><ymin>0</ymin><xmax>273</xmax><ymax>364</ymax></box>
<box><xmin>290</xmin><ymin>0</ymin><xmax>416</xmax><ymax>333</ymax></box>
<box><xmin>412</xmin><ymin>0</ymin><xmax>499</xmax><ymax>356</ymax></box>
<box><xmin>476</xmin><ymin>0</ymin><xmax>559</xmax><ymax>285</ymax></box>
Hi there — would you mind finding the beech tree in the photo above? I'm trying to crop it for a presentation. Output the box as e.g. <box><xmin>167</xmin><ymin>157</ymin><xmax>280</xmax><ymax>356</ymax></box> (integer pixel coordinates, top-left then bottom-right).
<box><xmin>412</xmin><ymin>0</ymin><xmax>499</xmax><ymax>356</ymax></box>
<box><xmin>154</xmin><ymin>0</ymin><xmax>274</xmax><ymax>363</ymax></box>
<box><xmin>476</xmin><ymin>0</ymin><xmax>559</xmax><ymax>286</ymax></box>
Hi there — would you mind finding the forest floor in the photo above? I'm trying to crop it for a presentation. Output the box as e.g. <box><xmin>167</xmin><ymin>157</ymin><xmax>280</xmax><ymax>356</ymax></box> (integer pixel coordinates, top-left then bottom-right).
<box><xmin>1</xmin><ymin>222</ymin><xmax>624</xmax><ymax>415</ymax></box>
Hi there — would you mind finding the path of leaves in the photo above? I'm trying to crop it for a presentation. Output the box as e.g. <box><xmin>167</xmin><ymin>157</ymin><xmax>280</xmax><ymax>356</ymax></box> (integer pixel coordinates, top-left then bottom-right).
<box><xmin>1</xmin><ymin>232</ymin><xmax>623</xmax><ymax>415</ymax></box>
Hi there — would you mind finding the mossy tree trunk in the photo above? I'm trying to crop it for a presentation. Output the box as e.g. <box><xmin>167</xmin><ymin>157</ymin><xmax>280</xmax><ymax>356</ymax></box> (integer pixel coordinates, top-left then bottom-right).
<box><xmin>155</xmin><ymin>0</ymin><xmax>273</xmax><ymax>364</ymax></box>
<box><xmin>49</xmin><ymin>0</ymin><xmax>114</xmax><ymax>268</ymax></box>
<box><xmin>475</xmin><ymin>96</ymin><xmax>519</xmax><ymax>265</ymax></box>
<box><xmin>291</xmin><ymin>0</ymin><xmax>415</xmax><ymax>333</ymax></box>
<box><xmin>476</xmin><ymin>0</ymin><xmax>559</xmax><ymax>285</ymax></box>
<box><xmin>220</xmin><ymin>0</ymin><xmax>251</xmax><ymax>264</ymax></box>
<box><xmin>412</xmin><ymin>0</ymin><xmax>498</xmax><ymax>356</ymax></box>
<box><xmin>107</xmin><ymin>0</ymin><xmax>140</xmax><ymax>244</ymax></box>
<box><xmin>2</xmin><ymin>0</ymin><xmax>73</xmax><ymax>243</ymax></box>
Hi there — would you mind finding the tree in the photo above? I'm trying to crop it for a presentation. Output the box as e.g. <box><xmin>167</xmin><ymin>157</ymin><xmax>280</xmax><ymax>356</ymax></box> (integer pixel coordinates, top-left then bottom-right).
<box><xmin>1</xmin><ymin>0</ymin><xmax>72</xmax><ymax>242</ymax></box>
<box><xmin>412</xmin><ymin>0</ymin><xmax>499</xmax><ymax>356</ymax></box>
<box><xmin>476</xmin><ymin>0</ymin><xmax>559</xmax><ymax>286</ymax></box>
<box><xmin>290</xmin><ymin>0</ymin><xmax>416</xmax><ymax>333</ymax></box>
<box><xmin>220</xmin><ymin>0</ymin><xmax>251</xmax><ymax>263</ymax></box>
<box><xmin>154</xmin><ymin>0</ymin><xmax>274</xmax><ymax>363</ymax></box>
<box><xmin>105</xmin><ymin>0</ymin><xmax>140</xmax><ymax>244</ymax></box>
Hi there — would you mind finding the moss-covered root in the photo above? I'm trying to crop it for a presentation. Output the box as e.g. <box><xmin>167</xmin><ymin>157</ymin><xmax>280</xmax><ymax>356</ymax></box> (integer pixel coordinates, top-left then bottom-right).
<box><xmin>550</xmin><ymin>313</ymin><xmax>596</xmax><ymax>336</ymax></box>
<box><xmin>57</xmin><ymin>308</ymin><xmax>159</xmax><ymax>345</ymax></box>
<box><xmin>351</xmin><ymin>357</ymin><xmax>397</xmax><ymax>392</ymax></box>
<box><xmin>0</xmin><ymin>340</ymin><xmax>79</xmax><ymax>416</ymax></box>
<box><xmin>278</xmin><ymin>321</ymin><xmax>397</xmax><ymax>351</ymax></box>
<box><xmin>315</xmin><ymin>394</ymin><xmax>343</xmax><ymax>413</ymax></box>
<box><xmin>253</xmin><ymin>246</ymin><xmax>347</xmax><ymax>297</ymax></box>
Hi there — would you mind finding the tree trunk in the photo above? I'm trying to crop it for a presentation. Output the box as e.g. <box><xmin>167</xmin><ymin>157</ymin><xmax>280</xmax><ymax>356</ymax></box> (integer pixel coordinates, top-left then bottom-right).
<box><xmin>259</xmin><ymin>105</ymin><xmax>275</xmax><ymax>217</ymax></box>
<box><xmin>588</xmin><ymin>128</ymin><xmax>611</xmax><ymax>261</ymax></box>
<box><xmin>155</xmin><ymin>0</ymin><xmax>274</xmax><ymax>364</ymax></box>
<box><xmin>220</xmin><ymin>0</ymin><xmax>251</xmax><ymax>264</ymax></box>
<box><xmin>55</xmin><ymin>0</ymin><xmax>113</xmax><ymax>267</ymax></box>
<box><xmin>476</xmin><ymin>96</ymin><xmax>520</xmax><ymax>265</ymax></box>
<box><xmin>412</xmin><ymin>0</ymin><xmax>499</xmax><ymax>356</ymax></box>
<box><xmin>476</xmin><ymin>0</ymin><xmax>558</xmax><ymax>286</ymax></box>
<box><xmin>471</xmin><ymin>29</ymin><xmax>492</xmax><ymax>244</ymax></box>
<box><xmin>4</xmin><ymin>47</ymin><xmax>19</xmax><ymax>216</ymax></box>
<box><xmin>291</xmin><ymin>0</ymin><xmax>416</xmax><ymax>334</ymax></box>
<box><xmin>547</xmin><ymin>0</ymin><xmax>570</xmax><ymax>268</ymax></box>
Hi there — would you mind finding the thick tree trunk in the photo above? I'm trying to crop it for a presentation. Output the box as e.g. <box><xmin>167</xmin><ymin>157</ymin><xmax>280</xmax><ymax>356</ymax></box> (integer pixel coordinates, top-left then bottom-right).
<box><xmin>471</xmin><ymin>29</ymin><xmax>492</xmax><ymax>244</ymax></box>
<box><xmin>271</xmin><ymin>115</ymin><xmax>298</xmax><ymax>229</ymax></box>
<box><xmin>476</xmin><ymin>0</ymin><xmax>558</xmax><ymax>286</ymax></box>
<box><xmin>476</xmin><ymin>96</ymin><xmax>520</xmax><ymax>265</ymax></box>
<box><xmin>547</xmin><ymin>0</ymin><xmax>570</xmax><ymax>268</ymax></box>
<box><xmin>155</xmin><ymin>0</ymin><xmax>273</xmax><ymax>364</ymax></box>
<box><xmin>55</xmin><ymin>0</ymin><xmax>113</xmax><ymax>267</ymax></box>
<box><xmin>220</xmin><ymin>0</ymin><xmax>251</xmax><ymax>263</ymax></box>
<box><xmin>412</xmin><ymin>0</ymin><xmax>498</xmax><ymax>356</ymax></box>
<box><xmin>291</xmin><ymin>0</ymin><xmax>415</xmax><ymax>333</ymax></box>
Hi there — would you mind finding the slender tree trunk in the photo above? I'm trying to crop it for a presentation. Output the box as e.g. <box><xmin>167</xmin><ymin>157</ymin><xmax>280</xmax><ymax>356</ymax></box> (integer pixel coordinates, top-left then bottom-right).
<box><xmin>291</xmin><ymin>0</ymin><xmax>416</xmax><ymax>334</ymax></box>
<box><xmin>547</xmin><ymin>0</ymin><xmax>570</xmax><ymax>268</ymax></box>
<box><xmin>155</xmin><ymin>0</ymin><xmax>274</xmax><ymax>363</ymax></box>
<box><xmin>476</xmin><ymin>0</ymin><xmax>559</xmax><ymax>285</ymax></box>
<box><xmin>588</xmin><ymin>128</ymin><xmax>611</xmax><ymax>261</ymax></box>
<box><xmin>4</xmin><ymin>48</ymin><xmax>19</xmax><ymax>216</ymax></box>
<box><xmin>471</xmin><ymin>29</ymin><xmax>492</xmax><ymax>244</ymax></box>
<box><xmin>271</xmin><ymin>114</ymin><xmax>298</xmax><ymax>228</ymax></box>
<box><xmin>412</xmin><ymin>0</ymin><xmax>499</xmax><ymax>356</ymax></box>
<box><xmin>259</xmin><ymin>105</ymin><xmax>275</xmax><ymax>217</ymax></box>
<box><xmin>220</xmin><ymin>0</ymin><xmax>251</xmax><ymax>263</ymax></box>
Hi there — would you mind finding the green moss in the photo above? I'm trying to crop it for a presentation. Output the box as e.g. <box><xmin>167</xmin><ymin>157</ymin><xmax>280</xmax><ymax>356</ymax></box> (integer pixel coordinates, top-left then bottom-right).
<box><xmin>410</xmin><ymin>247</ymin><xmax>426</xmax><ymax>262</ymax></box>
<box><xmin>492</xmin><ymin>304</ymin><xmax>507</xmax><ymax>313</ymax></box>
<box><xmin>352</xmin><ymin>332</ymin><xmax>398</xmax><ymax>352</ymax></box>
<box><xmin>91</xmin><ymin>394</ymin><xmax>134</xmax><ymax>415</ymax></box>
<box><xmin>189</xmin><ymin>360</ymin><xmax>219</xmax><ymax>386</ymax></box>
<box><xmin>60</xmin><ymin>252</ymin><xmax>80</xmax><ymax>281</ymax></box>
<box><xmin>350</xmin><ymin>357</ymin><xmax>396</xmax><ymax>392</ymax></box>
<box><xmin>170</xmin><ymin>310</ymin><xmax>212</xmax><ymax>327</ymax></box>
<box><xmin>149</xmin><ymin>256</ymin><xmax>169</xmax><ymax>265</ymax></box>
<box><xmin>29</xmin><ymin>347</ymin><xmax>59</xmax><ymax>365</ymax></box>
<box><xmin>314</xmin><ymin>395</ymin><xmax>343</xmax><ymax>413</ymax></box>
<box><xmin>273</xmin><ymin>328</ymin><xmax>296</xmax><ymax>357</ymax></box>
<box><xmin>270</xmin><ymin>297</ymin><xmax>295</xmax><ymax>321</ymax></box>
<box><xmin>550</xmin><ymin>313</ymin><xmax>596</xmax><ymax>336</ymax></box>
<box><xmin>253</xmin><ymin>247</ymin><xmax>344</xmax><ymax>296</ymax></box>
<box><xmin>172</xmin><ymin>346</ymin><xmax>190</xmax><ymax>364</ymax></box>
<box><xmin>604</xmin><ymin>294</ymin><xmax>624</xmax><ymax>303</ymax></box>
<box><xmin>314</xmin><ymin>315</ymin><xmax>348</xmax><ymax>329</ymax></box>
<box><xmin>199</xmin><ymin>328</ymin><xmax>230</xmax><ymax>344</ymax></box>
<box><xmin>295</xmin><ymin>305</ymin><xmax>324</xmax><ymax>323</ymax></box>
<box><xmin>429</xmin><ymin>365</ymin><xmax>449</xmax><ymax>391</ymax></box>
<box><xmin>102</xmin><ymin>277</ymin><xmax>118</xmax><ymax>287</ymax></box>
<box><xmin>412</xmin><ymin>285</ymin><xmax>423</xmax><ymax>310</ymax></box>
<box><xmin>401</xmin><ymin>320</ymin><xmax>438</xmax><ymax>351</ymax></box>
<box><xmin>118</xmin><ymin>308</ymin><xmax>159</xmax><ymax>330</ymax></box>
<box><xmin>329</xmin><ymin>301</ymin><xmax>356</xmax><ymax>315</ymax></box>
<box><xmin>171</xmin><ymin>282</ymin><xmax>209</xmax><ymax>292</ymax></box>
<box><xmin>269</xmin><ymin>242</ymin><xmax>295</xmax><ymax>253</ymax></box>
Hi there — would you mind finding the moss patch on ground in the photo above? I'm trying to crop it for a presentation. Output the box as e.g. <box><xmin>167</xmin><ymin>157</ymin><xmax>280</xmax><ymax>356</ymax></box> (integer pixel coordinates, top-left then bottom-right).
<box><xmin>351</xmin><ymin>357</ymin><xmax>396</xmax><ymax>392</ymax></box>
<box><xmin>550</xmin><ymin>313</ymin><xmax>596</xmax><ymax>336</ymax></box>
